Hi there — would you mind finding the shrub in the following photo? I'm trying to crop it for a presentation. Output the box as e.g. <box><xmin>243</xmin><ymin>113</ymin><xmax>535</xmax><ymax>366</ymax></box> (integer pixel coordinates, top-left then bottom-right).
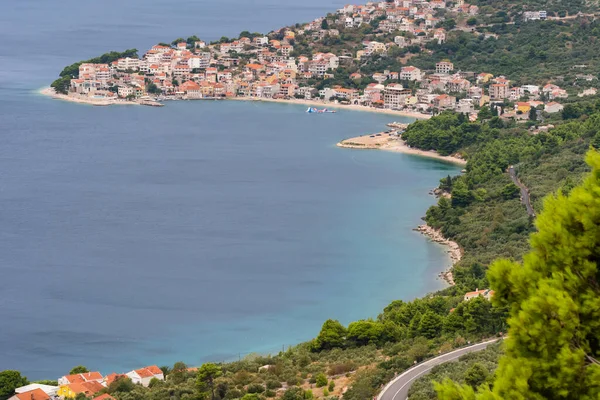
<box><xmin>247</xmin><ymin>383</ymin><xmax>265</xmax><ymax>394</ymax></box>
<box><xmin>266</xmin><ymin>380</ymin><xmax>282</xmax><ymax>390</ymax></box>
<box><xmin>315</xmin><ymin>373</ymin><xmax>328</xmax><ymax>388</ymax></box>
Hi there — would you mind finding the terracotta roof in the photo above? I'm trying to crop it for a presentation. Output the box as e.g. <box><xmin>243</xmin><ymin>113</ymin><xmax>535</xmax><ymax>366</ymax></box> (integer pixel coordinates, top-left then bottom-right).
<box><xmin>134</xmin><ymin>368</ymin><xmax>155</xmax><ymax>378</ymax></box>
<box><xmin>68</xmin><ymin>381</ymin><xmax>104</xmax><ymax>396</ymax></box>
<box><xmin>145</xmin><ymin>365</ymin><xmax>163</xmax><ymax>375</ymax></box>
<box><xmin>94</xmin><ymin>394</ymin><xmax>116</xmax><ymax>400</ymax></box>
<box><xmin>14</xmin><ymin>389</ymin><xmax>50</xmax><ymax>400</ymax></box>
<box><xmin>81</xmin><ymin>372</ymin><xmax>103</xmax><ymax>381</ymax></box>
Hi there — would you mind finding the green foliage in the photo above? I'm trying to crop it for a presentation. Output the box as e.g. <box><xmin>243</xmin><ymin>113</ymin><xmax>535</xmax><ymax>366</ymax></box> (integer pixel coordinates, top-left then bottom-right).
<box><xmin>500</xmin><ymin>183</ymin><xmax>520</xmax><ymax>200</ymax></box>
<box><xmin>169</xmin><ymin>361</ymin><xmax>188</xmax><ymax>384</ymax></box>
<box><xmin>69</xmin><ymin>365</ymin><xmax>89</xmax><ymax>374</ymax></box>
<box><xmin>312</xmin><ymin>319</ymin><xmax>347</xmax><ymax>351</ymax></box>
<box><xmin>0</xmin><ymin>370</ymin><xmax>28</xmax><ymax>400</ymax></box>
<box><xmin>409</xmin><ymin>344</ymin><xmax>502</xmax><ymax>400</ymax></box>
<box><xmin>315</xmin><ymin>373</ymin><xmax>328</xmax><ymax>387</ymax></box>
<box><xmin>196</xmin><ymin>363</ymin><xmax>222</xmax><ymax>400</ymax></box>
<box><xmin>347</xmin><ymin>320</ymin><xmax>384</xmax><ymax>346</ymax></box>
<box><xmin>51</xmin><ymin>76</ymin><xmax>71</xmax><ymax>94</ymax></box>
<box><xmin>463</xmin><ymin>363</ymin><xmax>489</xmax><ymax>389</ymax></box>
<box><xmin>437</xmin><ymin>151</ymin><xmax>600</xmax><ymax>398</ymax></box>
<box><xmin>58</xmin><ymin>49</ymin><xmax>138</xmax><ymax>78</ymax></box>
<box><xmin>282</xmin><ymin>387</ymin><xmax>305</xmax><ymax>400</ymax></box>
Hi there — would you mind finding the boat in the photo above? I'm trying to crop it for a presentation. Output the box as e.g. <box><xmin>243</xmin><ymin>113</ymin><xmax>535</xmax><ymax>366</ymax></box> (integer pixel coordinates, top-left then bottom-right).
<box><xmin>306</xmin><ymin>107</ymin><xmax>336</xmax><ymax>114</ymax></box>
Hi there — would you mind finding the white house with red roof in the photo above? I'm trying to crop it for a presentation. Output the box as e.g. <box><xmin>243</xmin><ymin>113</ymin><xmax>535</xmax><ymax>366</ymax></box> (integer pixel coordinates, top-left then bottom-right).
<box><xmin>125</xmin><ymin>366</ymin><xmax>164</xmax><ymax>387</ymax></box>
<box><xmin>464</xmin><ymin>288</ymin><xmax>495</xmax><ymax>301</ymax></box>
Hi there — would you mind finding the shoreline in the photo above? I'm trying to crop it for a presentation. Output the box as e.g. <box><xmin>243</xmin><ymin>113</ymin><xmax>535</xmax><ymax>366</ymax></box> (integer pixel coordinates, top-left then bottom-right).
<box><xmin>39</xmin><ymin>86</ymin><xmax>431</xmax><ymax>119</ymax></box>
<box><xmin>230</xmin><ymin>97</ymin><xmax>432</xmax><ymax>119</ymax></box>
<box><xmin>415</xmin><ymin>224</ymin><xmax>461</xmax><ymax>286</ymax></box>
<box><xmin>337</xmin><ymin>134</ymin><xmax>467</xmax><ymax>166</ymax></box>
<box><xmin>38</xmin><ymin>87</ymin><xmax>163</xmax><ymax>107</ymax></box>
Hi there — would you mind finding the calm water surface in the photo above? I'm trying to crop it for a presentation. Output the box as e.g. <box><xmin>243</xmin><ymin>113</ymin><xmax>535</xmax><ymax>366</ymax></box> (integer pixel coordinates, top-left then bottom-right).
<box><xmin>0</xmin><ymin>0</ymin><xmax>460</xmax><ymax>378</ymax></box>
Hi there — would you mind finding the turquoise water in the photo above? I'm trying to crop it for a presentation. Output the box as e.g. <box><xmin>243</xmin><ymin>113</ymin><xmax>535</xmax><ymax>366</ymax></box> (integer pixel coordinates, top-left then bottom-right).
<box><xmin>0</xmin><ymin>1</ymin><xmax>461</xmax><ymax>379</ymax></box>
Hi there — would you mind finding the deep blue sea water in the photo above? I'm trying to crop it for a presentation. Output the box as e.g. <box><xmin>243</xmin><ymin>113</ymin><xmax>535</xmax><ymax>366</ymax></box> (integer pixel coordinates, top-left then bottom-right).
<box><xmin>0</xmin><ymin>0</ymin><xmax>460</xmax><ymax>379</ymax></box>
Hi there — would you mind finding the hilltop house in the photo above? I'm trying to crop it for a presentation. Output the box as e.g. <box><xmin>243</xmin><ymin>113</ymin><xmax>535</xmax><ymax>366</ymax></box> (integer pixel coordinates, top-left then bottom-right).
<box><xmin>126</xmin><ymin>366</ymin><xmax>164</xmax><ymax>387</ymax></box>
<box><xmin>464</xmin><ymin>288</ymin><xmax>495</xmax><ymax>301</ymax></box>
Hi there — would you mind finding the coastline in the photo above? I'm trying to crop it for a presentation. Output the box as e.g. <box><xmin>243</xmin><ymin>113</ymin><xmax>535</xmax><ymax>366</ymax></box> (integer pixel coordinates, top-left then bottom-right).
<box><xmin>337</xmin><ymin>134</ymin><xmax>467</xmax><ymax>166</ymax></box>
<box><xmin>39</xmin><ymin>87</ymin><xmax>158</xmax><ymax>106</ymax></box>
<box><xmin>226</xmin><ymin>97</ymin><xmax>432</xmax><ymax>119</ymax></box>
<box><xmin>39</xmin><ymin>87</ymin><xmax>431</xmax><ymax>119</ymax></box>
<box><xmin>415</xmin><ymin>224</ymin><xmax>461</xmax><ymax>286</ymax></box>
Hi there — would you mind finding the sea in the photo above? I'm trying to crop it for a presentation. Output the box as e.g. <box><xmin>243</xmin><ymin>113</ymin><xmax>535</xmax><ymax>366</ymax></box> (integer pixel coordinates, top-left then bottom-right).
<box><xmin>0</xmin><ymin>0</ymin><xmax>461</xmax><ymax>379</ymax></box>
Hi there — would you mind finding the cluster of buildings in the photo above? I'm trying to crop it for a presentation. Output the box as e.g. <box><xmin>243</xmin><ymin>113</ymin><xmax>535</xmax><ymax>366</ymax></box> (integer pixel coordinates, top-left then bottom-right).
<box><xmin>61</xmin><ymin>0</ymin><xmax>577</xmax><ymax>119</ymax></box>
<box><xmin>9</xmin><ymin>366</ymin><xmax>164</xmax><ymax>400</ymax></box>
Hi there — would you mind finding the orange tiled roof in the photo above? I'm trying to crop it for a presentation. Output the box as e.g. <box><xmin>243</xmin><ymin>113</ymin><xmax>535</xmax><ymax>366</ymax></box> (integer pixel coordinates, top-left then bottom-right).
<box><xmin>15</xmin><ymin>389</ymin><xmax>50</xmax><ymax>400</ymax></box>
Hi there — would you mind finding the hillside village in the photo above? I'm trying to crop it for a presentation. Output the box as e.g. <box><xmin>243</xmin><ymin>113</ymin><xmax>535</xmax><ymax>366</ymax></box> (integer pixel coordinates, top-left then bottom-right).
<box><xmin>50</xmin><ymin>0</ymin><xmax>599</xmax><ymax>119</ymax></box>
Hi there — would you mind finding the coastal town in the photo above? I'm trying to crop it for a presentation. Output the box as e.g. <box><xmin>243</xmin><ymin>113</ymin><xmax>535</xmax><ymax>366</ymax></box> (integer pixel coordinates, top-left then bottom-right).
<box><xmin>47</xmin><ymin>0</ymin><xmax>597</xmax><ymax>120</ymax></box>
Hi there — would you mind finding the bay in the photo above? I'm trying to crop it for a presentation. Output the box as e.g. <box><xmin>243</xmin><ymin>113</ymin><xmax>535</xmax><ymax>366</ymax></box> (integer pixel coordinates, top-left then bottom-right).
<box><xmin>0</xmin><ymin>0</ymin><xmax>460</xmax><ymax>379</ymax></box>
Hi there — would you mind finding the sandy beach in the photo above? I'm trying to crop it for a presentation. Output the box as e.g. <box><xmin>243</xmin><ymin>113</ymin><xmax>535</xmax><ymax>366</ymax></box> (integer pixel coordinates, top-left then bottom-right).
<box><xmin>415</xmin><ymin>224</ymin><xmax>461</xmax><ymax>286</ymax></box>
<box><xmin>39</xmin><ymin>87</ymin><xmax>141</xmax><ymax>106</ymax></box>
<box><xmin>337</xmin><ymin>134</ymin><xmax>467</xmax><ymax>166</ymax></box>
<box><xmin>231</xmin><ymin>97</ymin><xmax>432</xmax><ymax>119</ymax></box>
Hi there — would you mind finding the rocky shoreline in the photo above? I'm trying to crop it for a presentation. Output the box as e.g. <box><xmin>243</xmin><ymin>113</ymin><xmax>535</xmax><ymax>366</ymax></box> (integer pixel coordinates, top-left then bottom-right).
<box><xmin>414</xmin><ymin>224</ymin><xmax>462</xmax><ymax>286</ymax></box>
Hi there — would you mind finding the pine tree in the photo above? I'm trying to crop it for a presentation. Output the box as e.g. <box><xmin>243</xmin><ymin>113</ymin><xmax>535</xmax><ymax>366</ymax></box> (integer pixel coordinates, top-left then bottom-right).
<box><xmin>436</xmin><ymin>150</ymin><xmax>600</xmax><ymax>399</ymax></box>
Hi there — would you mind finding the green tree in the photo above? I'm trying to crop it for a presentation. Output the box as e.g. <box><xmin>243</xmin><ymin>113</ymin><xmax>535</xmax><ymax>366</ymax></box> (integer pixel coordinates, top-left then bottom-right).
<box><xmin>463</xmin><ymin>363</ymin><xmax>489</xmax><ymax>389</ymax></box>
<box><xmin>241</xmin><ymin>394</ymin><xmax>260</xmax><ymax>400</ymax></box>
<box><xmin>196</xmin><ymin>363</ymin><xmax>222</xmax><ymax>400</ymax></box>
<box><xmin>312</xmin><ymin>319</ymin><xmax>347</xmax><ymax>351</ymax></box>
<box><xmin>347</xmin><ymin>320</ymin><xmax>384</xmax><ymax>346</ymax></box>
<box><xmin>282</xmin><ymin>387</ymin><xmax>304</xmax><ymax>400</ymax></box>
<box><xmin>500</xmin><ymin>183</ymin><xmax>520</xmax><ymax>200</ymax></box>
<box><xmin>0</xmin><ymin>370</ymin><xmax>28</xmax><ymax>400</ymax></box>
<box><xmin>451</xmin><ymin>179</ymin><xmax>472</xmax><ymax>207</ymax></box>
<box><xmin>419</xmin><ymin>311</ymin><xmax>443</xmax><ymax>339</ymax></box>
<box><xmin>436</xmin><ymin>150</ymin><xmax>600</xmax><ymax>398</ymax></box>
<box><xmin>69</xmin><ymin>366</ymin><xmax>90</xmax><ymax>375</ymax></box>
<box><xmin>315</xmin><ymin>373</ymin><xmax>327</xmax><ymax>388</ymax></box>
<box><xmin>321</xmin><ymin>19</ymin><xmax>329</xmax><ymax>29</ymax></box>
<box><xmin>529</xmin><ymin>107</ymin><xmax>537</xmax><ymax>121</ymax></box>
<box><xmin>591</xmin><ymin>132</ymin><xmax>600</xmax><ymax>150</ymax></box>
<box><xmin>169</xmin><ymin>361</ymin><xmax>188</xmax><ymax>384</ymax></box>
<box><xmin>467</xmin><ymin>17</ymin><xmax>478</xmax><ymax>26</ymax></box>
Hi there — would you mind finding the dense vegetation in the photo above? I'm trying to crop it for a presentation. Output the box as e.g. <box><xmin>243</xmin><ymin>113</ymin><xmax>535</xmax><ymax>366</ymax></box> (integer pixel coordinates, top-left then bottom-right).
<box><xmin>413</xmin><ymin>19</ymin><xmax>600</xmax><ymax>84</ymax></box>
<box><xmin>434</xmin><ymin>150</ymin><xmax>600</xmax><ymax>398</ymax></box>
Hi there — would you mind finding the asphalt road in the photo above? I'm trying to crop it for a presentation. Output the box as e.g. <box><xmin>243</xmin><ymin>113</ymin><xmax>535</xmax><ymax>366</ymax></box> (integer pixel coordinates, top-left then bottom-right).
<box><xmin>378</xmin><ymin>338</ymin><xmax>502</xmax><ymax>400</ymax></box>
<box><xmin>508</xmin><ymin>166</ymin><xmax>535</xmax><ymax>217</ymax></box>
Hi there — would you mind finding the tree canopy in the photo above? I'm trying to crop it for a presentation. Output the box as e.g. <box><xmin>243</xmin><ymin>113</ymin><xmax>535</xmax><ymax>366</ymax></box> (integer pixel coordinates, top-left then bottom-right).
<box><xmin>437</xmin><ymin>150</ymin><xmax>600</xmax><ymax>399</ymax></box>
<box><xmin>0</xmin><ymin>370</ymin><xmax>28</xmax><ymax>400</ymax></box>
<box><xmin>69</xmin><ymin>365</ymin><xmax>89</xmax><ymax>375</ymax></box>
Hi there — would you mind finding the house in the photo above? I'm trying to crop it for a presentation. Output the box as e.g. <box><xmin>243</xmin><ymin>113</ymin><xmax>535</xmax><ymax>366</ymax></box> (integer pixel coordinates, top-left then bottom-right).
<box><xmin>515</xmin><ymin>102</ymin><xmax>531</xmax><ymax>114</ymax></box>
<box><xmin>464</xmin><ymin>288</ymin><xmax>495</xmax><ymax>301</ymax></box>
<box><xmin>435</xmin><ymin>61</ymin><xmax>454</xmax><ymax>74</ymax></box>
<box><xmin>433</xmin><ymin>94</ymin><xmax>456</xmax><ymax>109</ymax></box>
<box><xmin>384</xmin><ymin>83</ymin><xmax>411</xmax><ymax>109</ymax></box>
<box><xmin>126</xmin><ymin>366</ymin><xmax>165</xmax><ymax>387</ymax></box>
<box><xmin>489</xmin><ymin>83</ymin><xmax>509</xmax><ymax>100</ymax></box>
<box><xmin>400</xmin><ymin>66</ymin><xmax>422</xmax><ymax>81</ymax></box>
<box><xmin>545</xmin><ymin>102</ymin><xmax>564</xmax><ymax>113</ymax></box>
<box><xmin>58</xmin><ymin>372</ymin><xmax>103</xmax><ymax>386</ymax></box>
<box><xmin>57</xmin><ymin>381</ymin><xmax>105</xmax><ymax>399</ymax></box>
<box><xmin>476</xmin><ymin>73</ymin><xmax>493</xmax><ymax>83</ymax></box>
<box><xmin>14</xmin><ymin>384</ymin><xmax>57</xmax><ymax>397</ymax></box>
<box><xmin>8</xmin><ymin>389</ymin><xmax>49</xmax><ymax>400</ymax></box>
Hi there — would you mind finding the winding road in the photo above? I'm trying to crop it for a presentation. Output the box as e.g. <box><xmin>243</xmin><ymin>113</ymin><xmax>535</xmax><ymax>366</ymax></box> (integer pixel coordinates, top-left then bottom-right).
<box><xmin>508</xmin><ymin>166</ymin><xmax>535</xmax><ymax>217</ymax></box>
<box><xmin>377</xmin><ymin>338</ymin><xmax>503</xmax><ymax>400</ymax></box>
